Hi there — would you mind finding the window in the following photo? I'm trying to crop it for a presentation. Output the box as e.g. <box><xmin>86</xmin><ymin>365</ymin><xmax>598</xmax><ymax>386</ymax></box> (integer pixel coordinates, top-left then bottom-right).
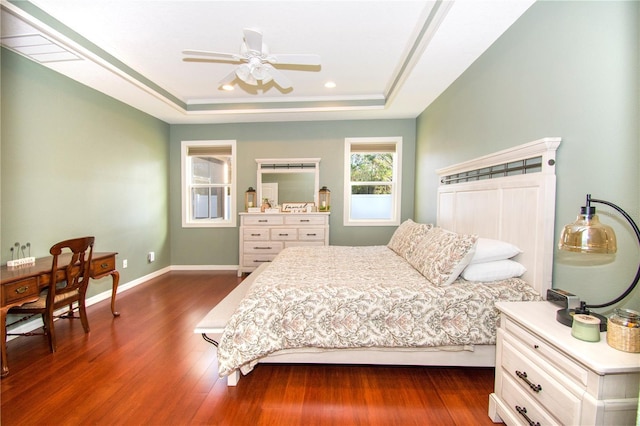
<box><xmin>181</xmin><ymin>140</ymin><xmax>236</xmax><ymax>227</ymax></box>
<box><xmin>344</xmin><ymin>137</ymin><xmax>402</xmax><ymax>226</ymax></box>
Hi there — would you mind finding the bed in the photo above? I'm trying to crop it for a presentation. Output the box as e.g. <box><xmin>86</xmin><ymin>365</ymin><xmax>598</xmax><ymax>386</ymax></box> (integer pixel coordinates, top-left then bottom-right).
<box><xmin>195</xmin><ymin>137</ymin><xmax>561</xmax><ymax>386</ymax></box>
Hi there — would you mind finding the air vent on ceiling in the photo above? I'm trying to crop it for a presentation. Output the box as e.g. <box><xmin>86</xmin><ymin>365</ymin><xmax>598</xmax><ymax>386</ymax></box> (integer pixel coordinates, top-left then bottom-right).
<box><xmin>1</xmin><ymin>33</ymin><xmax>82</xmax><ymax>63</ymax></box>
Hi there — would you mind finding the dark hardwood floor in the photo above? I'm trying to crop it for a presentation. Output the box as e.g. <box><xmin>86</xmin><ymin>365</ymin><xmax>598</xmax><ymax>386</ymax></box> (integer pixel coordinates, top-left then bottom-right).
<box><xmin>1</xmin><ymin>271</ymin><xmax>502</xmax><ymax>425</ymax></box>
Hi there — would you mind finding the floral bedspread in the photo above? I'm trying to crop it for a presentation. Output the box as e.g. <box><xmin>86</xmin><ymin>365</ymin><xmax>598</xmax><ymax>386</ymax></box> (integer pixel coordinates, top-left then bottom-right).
<box><xmin>217</xmin><ymin>246</ymin><xmax>540</xmax><ymax>376</ymax></box>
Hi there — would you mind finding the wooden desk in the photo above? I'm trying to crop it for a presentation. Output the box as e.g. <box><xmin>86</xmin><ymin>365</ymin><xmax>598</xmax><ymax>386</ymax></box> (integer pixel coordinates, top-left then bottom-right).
<box><xmin>0</xmin><ymin>252</ymin><xmax>119</xmax><ymax>377</ymax></box>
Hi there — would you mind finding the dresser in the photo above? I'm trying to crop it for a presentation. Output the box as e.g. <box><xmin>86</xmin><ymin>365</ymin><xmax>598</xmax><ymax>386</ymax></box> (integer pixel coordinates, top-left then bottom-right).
<box><xmin>489</xmin><ymin>301</ymin><xmax>639</xmax><ymax>425</ymax></box>
<box><xmin>238</xmin><ymin>212</ymin><xmax>330</xmax><ymax>276</ymax></box>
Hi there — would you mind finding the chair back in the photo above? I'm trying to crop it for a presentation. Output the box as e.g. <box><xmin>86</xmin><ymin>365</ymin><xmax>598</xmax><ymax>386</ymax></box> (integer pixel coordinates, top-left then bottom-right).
<box><xmin>48</xmin><ymin>237</ymin><xmax>95</xmax><ymax>303</ymax></box>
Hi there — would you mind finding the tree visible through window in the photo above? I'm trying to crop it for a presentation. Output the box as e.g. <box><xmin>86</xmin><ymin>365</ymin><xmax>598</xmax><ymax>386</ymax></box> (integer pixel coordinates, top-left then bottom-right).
<box><xmin>344</xmin><ymin>137</ymin><xmax>402</xmax><ymax>226</ymax></box>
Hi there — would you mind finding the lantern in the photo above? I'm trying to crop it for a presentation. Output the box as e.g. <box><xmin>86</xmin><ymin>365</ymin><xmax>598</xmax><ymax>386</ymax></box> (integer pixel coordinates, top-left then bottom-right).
<box><xmin>319</xmin><ymin>186</ymin><xmax>331</xmax><ymax>212</ymax></box>
<box><xmin>245</xmin><ymin>187</ymin><xmax>257</xmax><ymax>211</ymax></box>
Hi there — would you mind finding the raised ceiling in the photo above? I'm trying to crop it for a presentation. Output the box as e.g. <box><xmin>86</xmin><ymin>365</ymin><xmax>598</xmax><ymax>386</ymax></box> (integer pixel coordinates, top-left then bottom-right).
<box><xmin>1</xmin><ymin>0</ymin><xmax>535</xmax><ymax>124</ymax></box>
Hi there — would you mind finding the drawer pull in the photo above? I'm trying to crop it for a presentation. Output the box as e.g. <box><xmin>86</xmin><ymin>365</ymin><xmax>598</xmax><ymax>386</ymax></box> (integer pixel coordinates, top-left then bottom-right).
<box><xmin>253</xmin><ymin>260</ymin><xmax>272</xmax><ymax>263</ymax></box>
<box><xmin>300</xmin><ymin>219</ymin><xmax>310</xmax><ymax>222</ymax></box>
<box><xmin>278</xmin><ymin>233</ymin><xmax>289</xmax><ymax>237</ymax></box>
<box><xmin>515</xmin><ymin>405</ymin><xmax>540</xmax><ymax>426</ymax></box>
<box><xmin>15</xmin><ymin>286</ymin><xmax>30</xmax><ymax>294</ymax></box>
<box><xmin>100</xmin><ymin>262</ymin><xmax>109</xmax><ymax>269</ymax></box>
<box><xmin>250</xmin><ymin>233</ymin><xmax>261</xmax><ymax>237</ymax></box>
<box><xmin>254</xmin><ymin>246</ymin><xmax>272</xmax><ymax>250</ymax></box>
<box><xmin>306</xmin><ymin>233</ymin><xmax>317</xmax><ymax>236</ymax></box>
<box><xmin>516</xmin><ymin>370</ymin><xmax>542</xmax><ymax>393</ymax></box>
<box><xmin>258</xmin><ymin>220</ymin><xmax>268</xmax><ymax>223</ymax></box>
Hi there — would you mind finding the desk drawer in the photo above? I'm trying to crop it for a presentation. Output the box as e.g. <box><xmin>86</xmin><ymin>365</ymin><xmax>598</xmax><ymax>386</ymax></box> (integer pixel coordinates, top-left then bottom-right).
<box><xmin>3</xmin><ymin>277</ymin><xmax>39</xmax><ymax>305</ymax></box>
<box><xmin>92</xmin><ymin>256</ymin><xmax>116</xmax><ymax>277</ymax></box>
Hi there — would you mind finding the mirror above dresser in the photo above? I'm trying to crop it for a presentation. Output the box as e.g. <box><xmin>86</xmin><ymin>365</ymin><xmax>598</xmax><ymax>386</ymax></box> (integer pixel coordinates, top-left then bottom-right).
<box><xmin>256</xmin><ymin>158</ymin><xmax>320</xmax><ymax>208</ymax></box>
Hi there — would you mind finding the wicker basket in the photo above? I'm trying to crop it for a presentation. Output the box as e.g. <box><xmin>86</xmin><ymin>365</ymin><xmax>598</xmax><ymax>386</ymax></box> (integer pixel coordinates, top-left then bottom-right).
<box><xmin>607</xmin><ymin>309</ymin><xmax>640</xmax><ymax>353</ymax></box>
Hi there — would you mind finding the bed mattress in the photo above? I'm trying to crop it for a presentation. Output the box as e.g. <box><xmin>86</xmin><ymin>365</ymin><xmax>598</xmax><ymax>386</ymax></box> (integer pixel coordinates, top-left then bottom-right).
<box><xmin>217</xmin><ymin>246</ymin><xmax>540</xmax><ymax>376</ymax></box>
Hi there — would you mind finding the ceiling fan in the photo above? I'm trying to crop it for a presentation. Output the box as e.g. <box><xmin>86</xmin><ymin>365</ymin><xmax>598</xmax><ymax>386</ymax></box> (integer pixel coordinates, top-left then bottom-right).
<box><xmin>183</xmin><ymin>28</ymin><xmax>321</xmax><ymax>90</ymax></box>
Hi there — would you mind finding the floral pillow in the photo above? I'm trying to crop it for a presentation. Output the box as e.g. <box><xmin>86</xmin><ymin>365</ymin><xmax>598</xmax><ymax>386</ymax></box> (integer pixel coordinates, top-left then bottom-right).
<box><xmin>406</xmin><ymin>227</ymin><xmax>478</xmax><ymax>286</ymax></box>
<box><xmin>387</xmin><ymin>219</ymin><xmax>433</xmax><ymax>259</ymax></box>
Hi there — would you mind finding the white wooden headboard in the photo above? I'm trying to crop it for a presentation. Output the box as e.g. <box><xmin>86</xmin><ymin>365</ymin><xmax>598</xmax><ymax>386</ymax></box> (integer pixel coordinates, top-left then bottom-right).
<box><xmin>436</xmin><ymin>137</ymin><xmax>561</xmax><ymax>297</ymax></box>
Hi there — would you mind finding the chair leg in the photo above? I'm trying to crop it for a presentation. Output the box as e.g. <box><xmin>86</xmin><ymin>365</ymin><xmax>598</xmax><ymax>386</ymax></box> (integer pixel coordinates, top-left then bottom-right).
<box><xmin>78</xmin><ymin>301</ymin><xmax>90</xmax><ymax>334</ymax></box>
<box><xmin>44</xmin><ymin>312</ymin><xmax>56</xmax><ymax>353</ymax></box>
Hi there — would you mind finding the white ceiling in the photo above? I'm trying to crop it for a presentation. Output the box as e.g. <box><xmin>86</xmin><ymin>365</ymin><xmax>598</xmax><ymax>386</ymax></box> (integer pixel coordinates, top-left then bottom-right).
<box><xmin>1</xmin><ymin>0</ymin><xmax>535</xmax><ymax>124</ymax></box>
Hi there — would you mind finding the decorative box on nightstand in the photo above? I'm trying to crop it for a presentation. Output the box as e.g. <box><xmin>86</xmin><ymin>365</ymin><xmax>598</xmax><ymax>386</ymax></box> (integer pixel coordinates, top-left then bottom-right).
<box><xmin>489</xmin><ymin>301</ymin><xmax>639</xmax><ymax>426</ymax></box>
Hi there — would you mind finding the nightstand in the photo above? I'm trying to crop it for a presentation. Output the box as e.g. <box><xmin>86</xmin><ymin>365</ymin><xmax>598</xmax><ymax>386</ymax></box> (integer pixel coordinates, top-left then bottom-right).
<box><xmin>489</xmin><ymin>301</ymin><xmax>639</xmax><ymax>425</ymax></box>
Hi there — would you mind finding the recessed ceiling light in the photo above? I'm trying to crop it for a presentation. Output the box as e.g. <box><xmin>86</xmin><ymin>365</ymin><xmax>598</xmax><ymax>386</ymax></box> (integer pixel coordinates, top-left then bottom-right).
<box><xmin>324</xmin><ymin>81</ymin><xmax>336</xmax><ymax>89</ymax></box>
<box><xmin>221</xmin><ymin>84</ymin><xmax>234</xmax><ymax>91</ymax></box>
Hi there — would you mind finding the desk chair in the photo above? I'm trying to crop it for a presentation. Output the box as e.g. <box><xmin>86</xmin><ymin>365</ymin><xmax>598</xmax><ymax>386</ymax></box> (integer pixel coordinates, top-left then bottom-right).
<box><xmin>8</xmin><ymin>236</ymin><xmax>95</xmax><ymax>353</ymax></box>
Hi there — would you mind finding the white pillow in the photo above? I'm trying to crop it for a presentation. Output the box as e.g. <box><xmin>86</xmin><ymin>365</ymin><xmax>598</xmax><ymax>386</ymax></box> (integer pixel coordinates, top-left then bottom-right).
<box><xmin>470</xmin><ymin>238</ymin><xmax>522</xmax><ymax>264</ymax></box>
<box><xmin>462</xmin><ymin>259</ymin><xmax>526</xmax><ymax>282</ymax></box>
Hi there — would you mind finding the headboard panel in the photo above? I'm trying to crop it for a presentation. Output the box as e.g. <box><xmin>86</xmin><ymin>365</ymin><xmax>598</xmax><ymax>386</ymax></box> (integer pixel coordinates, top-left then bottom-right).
<box><xmin>436</xmin><ymin>138</ymin><xmax>561</xmax><ymax>297</ymax></box>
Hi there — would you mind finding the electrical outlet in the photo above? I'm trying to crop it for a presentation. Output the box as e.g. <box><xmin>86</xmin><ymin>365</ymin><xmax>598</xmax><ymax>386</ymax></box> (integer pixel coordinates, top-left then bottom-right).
<box><xmin>148</xmin><ymin>251</ymin><xmax>155</xmax><ymax>263</ymax></box>
<box><xmin>122</xmin><ymin>259</ymin><xmax>128</xmax><ymax>269</ymax></box>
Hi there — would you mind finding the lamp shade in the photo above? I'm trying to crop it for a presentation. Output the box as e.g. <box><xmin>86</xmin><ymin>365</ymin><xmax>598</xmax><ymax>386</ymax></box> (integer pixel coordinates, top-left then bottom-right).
<box><xmin>558</xmin><ymin>207</ymin><xmax>617</xmax><ymax>254</ymax></box>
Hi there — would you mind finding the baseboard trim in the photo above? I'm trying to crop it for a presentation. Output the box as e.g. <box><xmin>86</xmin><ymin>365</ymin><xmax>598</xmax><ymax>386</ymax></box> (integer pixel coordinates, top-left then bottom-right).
<box><xmin>6</xmin><ymin>264</ymin><xmax>239</xmax><ymax>339</ymax></box>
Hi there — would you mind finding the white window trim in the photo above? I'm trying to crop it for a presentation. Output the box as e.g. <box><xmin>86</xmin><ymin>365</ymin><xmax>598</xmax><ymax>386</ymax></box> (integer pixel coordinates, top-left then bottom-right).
<box><xmin>181</xmin><ymin>140</ymin><xmax>237</xmax><ymax>228</ymax></box>
<box><xmin>343</xmin><ymin>137</ymin><xmax>402</xmax><ymax>227</ymax></box>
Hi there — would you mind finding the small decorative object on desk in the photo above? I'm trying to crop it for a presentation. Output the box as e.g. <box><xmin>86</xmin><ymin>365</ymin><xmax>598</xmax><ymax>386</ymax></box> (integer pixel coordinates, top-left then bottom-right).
<box><xmin>571</xmin><ymin>314</ymin><xmax>601</xmax><ymax>342</ymax></box>
<box><xmin>607</xmin><ymin>308</ymin><xmax>640</xmax><ymax>352</ymax></box>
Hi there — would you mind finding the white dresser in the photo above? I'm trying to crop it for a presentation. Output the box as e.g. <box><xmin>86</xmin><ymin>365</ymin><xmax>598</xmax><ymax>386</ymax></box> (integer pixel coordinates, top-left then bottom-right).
<box><xmin>238</xmin><ymin>212</ymin><xmax>330</xmax><ymax>276</ymax></box>
<box><xmin>489</xmin><ymin>301</ymin><xmax>639</xmax><ymax>425</ymax></box>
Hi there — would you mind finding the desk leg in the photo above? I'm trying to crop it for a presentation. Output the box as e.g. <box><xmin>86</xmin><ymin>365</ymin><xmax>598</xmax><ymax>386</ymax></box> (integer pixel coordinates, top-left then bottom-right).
<box><xmin>1</xmin><ymin>308</ymin><xmax>9</xmax><ymax>377</ymax></box>
<box><xmin>110</xmin><ymin>270</ymin><xmax>120</xmax><ymax>317</ymax></box>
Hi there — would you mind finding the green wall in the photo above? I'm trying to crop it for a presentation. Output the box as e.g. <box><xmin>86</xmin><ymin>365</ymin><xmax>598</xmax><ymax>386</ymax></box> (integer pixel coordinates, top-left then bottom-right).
<box><xmin>1</xmin><ymin>48</ymin><xmax>171</xmax><ymax>297</ymax></box>
<box><xmin>415</xmin><ymin>1</ymin><xmax>640</xmax><ymax>312</ymax></box>
<box><xmin>169</xmin><ymin>120</ymin><xmax>416</xmax><ymax>265</ymax></box>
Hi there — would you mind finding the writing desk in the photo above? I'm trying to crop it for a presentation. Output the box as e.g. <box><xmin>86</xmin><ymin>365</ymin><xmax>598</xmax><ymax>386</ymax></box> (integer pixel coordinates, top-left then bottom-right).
<box><xmin>0</xmin><ymin>252</ymin><xmax>119</xmax><ymax>377</ymax></box>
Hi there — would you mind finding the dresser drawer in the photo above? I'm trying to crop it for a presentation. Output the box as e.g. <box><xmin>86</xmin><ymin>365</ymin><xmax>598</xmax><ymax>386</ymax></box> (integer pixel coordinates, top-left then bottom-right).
<box><xmin>3</xmin><ymin>277</ymin><xmax>39</xmax><ymax>305</ymax></box>
<box><xmin>244</xmin><ymin>241</ymin><xmax>284</xmax><ymax>254</ymax></box>
<box><xmin>243</xmin><ymin>228</ymin><xmax>270</xmax><ymax>240</ymax></box>
<box><xmin>504</xmin><ymin>316</ymin><xmax>588</xmax><ymax>386</ymax></box>
<box><xmin>243</xmin><ymin>254</ymin><xmax>277</xmax><ymax>267</ymax></box>
<box><xmin>284</xmin><ymin>215</ymin><xmax>326</xmax><ymax>226</ymax></box>
<box><xmin>243</xmin><ymin>215</ymin><xmax>284</xmax><ymax>226</ymax></box>
<box><xmin>500</xmin><ymin>371</ymin><xmax>560</xmax><ymax>426</ymax></box>
<box><xmin>501</xmin><ymin>333</ymin><xmax>582</xmax><ymax>425</ymax></box>
<box><xmin>298</xmin><ymin>228</ymin><xmax>325</xmax><ymax>241</ymax></box>
<box><xmin>271</xmin><ymin>228</ymin><xmax>298</xmax><ymax>240</ymax></box>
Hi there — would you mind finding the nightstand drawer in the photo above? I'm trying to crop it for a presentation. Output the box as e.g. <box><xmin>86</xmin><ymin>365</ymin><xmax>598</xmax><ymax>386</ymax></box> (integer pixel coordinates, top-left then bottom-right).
<box><xmin>3</xmin><ymin>277</ymin><xmax>39</xmax><ymax>305</ymax></box>
<box><xmin>271</xmin><ymin>228</ymin><xmax>297</xmax><ymax>240</ymax></box>
<box><xmin>504</xmin><ymin>315</ymin><xmax>588</xmax><ymax>386</ymax></box>
<box><xmin>243</xmin><ymin>228</ymin><xmax>270</xmax><ymax>240</ymax></box>
<box><xmin>502</xmin><ymin>333</ymin><xmax>582</xmax><ymax>425</ymax></box>
<box><xmin>501</xmin><ymin>372</ymin><xmax>560</xmax><ymax>426</ymax></box>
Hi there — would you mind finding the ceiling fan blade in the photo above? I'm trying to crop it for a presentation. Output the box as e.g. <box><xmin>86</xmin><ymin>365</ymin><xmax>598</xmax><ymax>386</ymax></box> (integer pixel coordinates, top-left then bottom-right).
<box><xmin>182</xmin><ymin>49</ymin><xmax>240</xmax><ymax>62</ymax></box>
<box><xmin>264</xmin><ymin>65</ymin><xmax>292</xmax><ymax>89</ymax></box>
<box><xmin>218</xmin><ymin>69</ymin><xmax>237</xmax><ymax>86</ymax></box>
<box><xmin>243</xmin><ymin>28</ymin><xmax>263</xmax><ymax>53</ymax></box>
<box><xmin>267</xmin><ymin>53</ymin><xmax>321</xmax><ymax>66</ymax></box>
